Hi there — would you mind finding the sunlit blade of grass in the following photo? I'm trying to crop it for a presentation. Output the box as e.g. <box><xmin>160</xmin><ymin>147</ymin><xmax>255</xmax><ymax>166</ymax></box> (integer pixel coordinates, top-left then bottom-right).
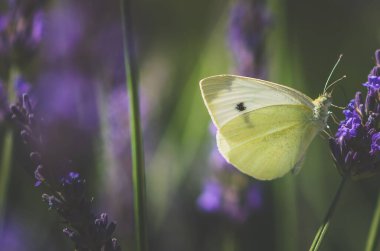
<box><xmin>120</xmin><ymin>0</ymin><xmax>147</xmax><ymax>250</ymax></box>
<box><xmin>0</xmin><ymin>130</ymin><xmax>13</xmax><ymax>229</ymax></box>
<box><xmin>309</xmin><ymin>176</ymin><xmax>347</xmax><ymax>251</ymax></box>
<box><xmin>365</xmin><ymin>190</ymin><xmax>380</xmax><ymax>251</ymax></box>
<box><xmin>0</xmin><ymin>68</ymin><xmax>17</xmax><ymax>232</ymax></box>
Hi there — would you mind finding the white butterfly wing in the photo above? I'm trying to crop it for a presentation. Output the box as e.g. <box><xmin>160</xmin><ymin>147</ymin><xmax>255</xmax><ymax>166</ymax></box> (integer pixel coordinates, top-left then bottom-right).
<box><xmin>199</xmin><ymin>75</ymin><xmax>314</xmax><ymax>128</ymax></box>
<box><xmin>215</xmin><ymin>104</ymin><xmax>320</xmax><ymax>180</ymax></box>
<box><xmin>199</xmin><ymin>75</ymin><xmax>321</xmax><ymax>180</ymax></box>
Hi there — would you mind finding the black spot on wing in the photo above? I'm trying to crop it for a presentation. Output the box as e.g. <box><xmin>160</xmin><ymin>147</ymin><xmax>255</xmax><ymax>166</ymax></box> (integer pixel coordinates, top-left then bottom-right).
<box><xmin>236</xmin><ymin>102</ymin><xmax>246</xmax><ymax>112</ymax></box>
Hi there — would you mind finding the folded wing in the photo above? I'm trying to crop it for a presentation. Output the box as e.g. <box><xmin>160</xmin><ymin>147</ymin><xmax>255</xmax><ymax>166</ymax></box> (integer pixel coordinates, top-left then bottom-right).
<box><xmin>217</xmin><ymin>104</ymin><xmax>320</xmax><ymax>180</ymax></box>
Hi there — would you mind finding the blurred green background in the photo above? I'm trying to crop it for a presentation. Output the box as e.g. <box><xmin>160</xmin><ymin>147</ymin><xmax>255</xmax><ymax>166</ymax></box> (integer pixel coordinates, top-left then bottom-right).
<box><xmin>1</xmin><ymin>0</ymin><xmax>380</xmax><ymax>250</ymax></box>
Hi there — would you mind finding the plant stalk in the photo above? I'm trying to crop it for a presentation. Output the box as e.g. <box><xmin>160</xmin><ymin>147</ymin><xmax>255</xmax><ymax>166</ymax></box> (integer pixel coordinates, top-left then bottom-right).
<box><xmin>120</xmin><ymin>0</ymin><xmax>147</xmax><ymax>251</ymax></box>
<box><xmin>309</xmin><ymin>175</ymin><xmax>347</xmax><ymax>251</ymax></box>
<box><xmin>365</xmin><ymin>190</ymin><xmax>380</xmax><ymax>251</ymax></box>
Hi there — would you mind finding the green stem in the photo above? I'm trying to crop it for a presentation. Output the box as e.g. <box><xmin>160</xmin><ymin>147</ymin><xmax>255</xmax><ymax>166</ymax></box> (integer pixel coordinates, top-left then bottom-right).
<box><xmin>365</xmin><ymin>190</ymin><xmax>380</xmax><ymax>251</ymax></box>
<box><xmin>273</xmin><ymin>177</ymin><xmax>298</xmax><ymax>251</ymax></box>
<box><xmin>0</xmin><ymin>68</ymin><xmax>18</xmax><ymax>231</ymax></box>
<box><xmin>0</xmin><ymin>130</ymin><xmax>13</xmax><ymax>228</ymax></box>
<box><xmin>223</xmin><ymin>230</ymin><xmax>237</xmax><ymax>251</ymax></box>
<box><xmin>309</xmin><ymin>176</ymin><xmax>348</xmax><ymax>251</ymax></box>
<box><xmin>120</xmin><ymin>1</ymin><xmax>147</xmax><ymax>251</ymax></box>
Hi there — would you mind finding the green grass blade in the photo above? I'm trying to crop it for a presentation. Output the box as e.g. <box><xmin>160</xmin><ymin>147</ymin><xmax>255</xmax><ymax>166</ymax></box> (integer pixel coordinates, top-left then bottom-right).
<box><xmin>0</xmin><ymin>130</ymin><xmax>13</xmax><ymax>230</ymax></box>
<box><xmin>309</xmin><ymin>176</ymin><xmax>347</xmax><ymax>251</ymax></box>
<box><xmin>120</xmin><ymin>0</ymin><xmax>147</xmax><ymax>250</ymax></box>
<box><xmin>365</xmin><ymin>190</ymin><xmax>380</xmax><ymax>251</ymax></box>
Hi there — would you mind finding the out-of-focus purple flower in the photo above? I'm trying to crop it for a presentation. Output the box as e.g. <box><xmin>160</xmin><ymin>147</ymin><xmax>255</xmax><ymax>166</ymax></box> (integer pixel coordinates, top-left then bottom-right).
<box><xmin>198</xmin><ymin>124</ymin><xmax>262</xmax><ymax>223</ymax></box>
<box><xmin>106</xmin><ymin>85</ymin><xmax>149</xmax><ymax>155</ymax></box>
<box><xmin>0</xmin><ymin>0</ymin><xmax>46</xmax><ymax>61</ymax></box>
<box><xmin>41</xmin><ymin>1</ymin><xmax>125</xmax><ymax>84</ymax></box>
<box><xmin>42</xmin><ymin>1</ymin><xmax>84</xmax><ymax>59</ymax></box>
<box><xmin>197</xmin><ymin>180</ymin><xmax>222</xmax><ymax>212</ymax></box>
<box><xmin>100</xmin><ymin>84</ymin><xmax>149</xmax><ymax>243</ymax></box>
<box><xmin>36</xmin><ymin>70</ymin><xmax>99</xmax><ymax>131</ymax></box>
<box><xmin>198</xmin><ymin>176</ymin><xmax>262</xmax><ymax>223</ymax></box>
<box><xmin>0</xmin><ymin>220</ymin><xmax>27</xmax><ymax>251</ymax></box>
<box><xmin>229</xmin><ymin>0</ymin><xmax>271</xmax><ymax>77</ymax></box>
<box><xmin>330</xmin><ymin>49</ymin><xmax>380</xmax><ymax>178</ymax></box>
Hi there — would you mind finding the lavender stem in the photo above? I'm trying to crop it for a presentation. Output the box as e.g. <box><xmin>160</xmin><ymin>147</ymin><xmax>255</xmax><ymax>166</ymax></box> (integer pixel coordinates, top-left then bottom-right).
<box><xmin>309</xmin><ymin>176</ymin><xmax>347</xmax><ymax>251</ymax></box>
<box><xmin>365</xmin><ymin>190</ymin><xmax>380</xmax><ymax>251</ymax></box>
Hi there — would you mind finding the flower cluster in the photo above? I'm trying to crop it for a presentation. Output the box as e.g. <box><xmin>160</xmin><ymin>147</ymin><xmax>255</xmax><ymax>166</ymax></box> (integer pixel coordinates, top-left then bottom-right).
<box><xmin>330</xmin><ymin>50</ymin><xmax>380</xmax><ymax>178</ymax></box>
<box><xmin>10</xmin><ymin>94</ymin><xmax>121</xmax><ymax>250</ymax></box>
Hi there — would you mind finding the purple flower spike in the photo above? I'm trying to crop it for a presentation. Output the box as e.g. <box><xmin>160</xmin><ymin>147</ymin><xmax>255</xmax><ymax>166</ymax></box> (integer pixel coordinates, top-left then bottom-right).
<box><xmin>330</xmin><ymin>50</ymin><xmax>380</xmax><ymax>179</ymax></box>
<box><xmin>198</xmin><ymin>123</ymin><xmax>263</xmax><ymax>222</ymax></box>
<box><xmin>229</xmin><ymin>0</ymin><xmax>271</xmax><ymax>77</ymax></box>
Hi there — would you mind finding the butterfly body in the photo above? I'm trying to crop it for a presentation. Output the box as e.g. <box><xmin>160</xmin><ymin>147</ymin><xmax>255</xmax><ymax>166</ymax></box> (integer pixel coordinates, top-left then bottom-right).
<box><xmin>312</xmin><ymin>94</ymin><xmax>332</xmax><ymax>127</ymax></box>
<box><xmin>200</xmin><ymin>75</ymin><xmax>332</xmax><ymax>180</ymax></box>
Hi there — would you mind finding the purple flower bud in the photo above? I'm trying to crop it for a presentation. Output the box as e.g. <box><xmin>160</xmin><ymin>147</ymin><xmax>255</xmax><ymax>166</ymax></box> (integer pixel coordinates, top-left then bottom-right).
<box><xmin>63</xmin><ymin>228</ymin><xmax>80</xmax><ymax>244</ymax></box>
<box><xmin>95</xmin><ymin>213</ymin><xmax>108</xmax><ymax>228</ymax></box>
<box><xmin>34</xmin><ymin>164</ymin><xmax>44</xmax><ymax>186</ymax></box>
<box><xmin>330</xmin><ymin>50</ymin><xmax>380</xmax><ymax>178</ymax></box>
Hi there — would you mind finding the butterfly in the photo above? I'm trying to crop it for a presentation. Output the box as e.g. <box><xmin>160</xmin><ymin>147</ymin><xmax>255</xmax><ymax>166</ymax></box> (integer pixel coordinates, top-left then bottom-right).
<box><xmin>199</xmin><ymin>74</ymin><xmax>335</xmax><ymax>180</ymax></box>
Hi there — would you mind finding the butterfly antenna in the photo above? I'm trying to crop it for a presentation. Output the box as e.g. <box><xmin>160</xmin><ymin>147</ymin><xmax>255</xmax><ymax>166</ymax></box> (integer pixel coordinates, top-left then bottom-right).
<box><xmin>325</xmin><ymin>75</ymin><xmax>347</xmax><ymax>93</ymax></box>
<box><xmin>330</xmin><ymin>113</ymin><xmax>341</xmax><ymax>125</ymax></box>
<box><xmin>323</xmin><ymin>54</ymin><xmax>343</xmax><ymax>93</ymax></box>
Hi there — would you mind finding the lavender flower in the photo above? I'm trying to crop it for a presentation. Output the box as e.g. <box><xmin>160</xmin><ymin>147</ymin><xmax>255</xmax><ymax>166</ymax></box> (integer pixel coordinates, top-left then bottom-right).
<box><xmin>229</xmin><ymin>0</ymin><xmax>271</xmax><ymax>77</ymax></box>
<box><xmin>10</xmin><ymin>95</ymin><xmax>121</xmax><ymax>251</ymax></box>
<box><xmin>330</xmin><ymin>50</ymin><xmax>380</xmax><ymax>178</ymax></box>
<box><xmin>0</xmin><ymin>76</ymin><xmax>31</xmax><ymax>124</ymax></box>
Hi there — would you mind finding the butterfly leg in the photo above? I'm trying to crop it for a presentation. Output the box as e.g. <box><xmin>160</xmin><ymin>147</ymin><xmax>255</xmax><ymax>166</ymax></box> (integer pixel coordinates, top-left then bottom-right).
<box><xmin>330</xmin><ymin>112</ymin><xmax>341</xmax><ymax>125</ymax></box>
<box><xmin>291</xmin><ymin>154</ymin><xmax>305</xmax><ymax>175</ymax></box>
